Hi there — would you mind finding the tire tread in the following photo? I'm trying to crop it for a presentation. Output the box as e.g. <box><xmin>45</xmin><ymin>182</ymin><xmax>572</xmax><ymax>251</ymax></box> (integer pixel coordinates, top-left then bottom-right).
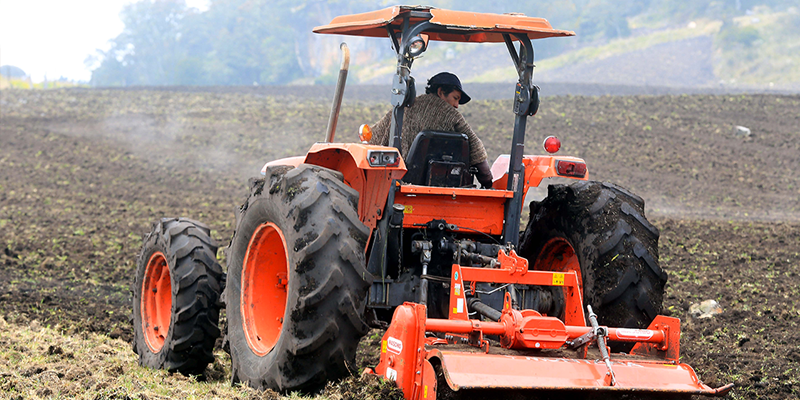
<box><xmin>133</xmin><ymin>218</ymin><xmax>223</xmax><ymax>376</ymax></box>
<box><xmin>520</xmin><ymin>181</ymin><xmax>667</xmax><ymax>345</ymax></box>
<box><xmin>226</xmin><ymin>164</ymin><xmax>371</xmax><ymax>392</ymax></box>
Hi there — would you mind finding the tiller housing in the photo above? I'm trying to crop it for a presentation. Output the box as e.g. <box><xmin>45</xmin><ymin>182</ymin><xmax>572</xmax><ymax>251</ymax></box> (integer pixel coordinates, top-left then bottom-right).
<box><xmin>368</xmin><ymin>250</ymin><xmax>734</xmax><ymax>399</ymax></box>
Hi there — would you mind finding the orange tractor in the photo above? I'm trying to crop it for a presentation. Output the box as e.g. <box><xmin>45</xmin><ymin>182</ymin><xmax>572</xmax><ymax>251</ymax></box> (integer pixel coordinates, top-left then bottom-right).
<box><xmin>132</xmin><ymin>5</ymin><xmax>732</xmax><ymax>399</ymax></box>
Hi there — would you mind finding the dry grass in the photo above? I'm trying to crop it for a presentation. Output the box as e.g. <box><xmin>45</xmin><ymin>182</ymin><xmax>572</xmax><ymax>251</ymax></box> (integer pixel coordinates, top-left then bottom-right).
<box><xmin>0</xmin><ymin>316</ymin><xmax>260</xmax><ymax>399</ymax></box>
<box><xmin>0</xmin><ymin>317</ymin><xmax>400</xmax><ymax>400</ymax></box>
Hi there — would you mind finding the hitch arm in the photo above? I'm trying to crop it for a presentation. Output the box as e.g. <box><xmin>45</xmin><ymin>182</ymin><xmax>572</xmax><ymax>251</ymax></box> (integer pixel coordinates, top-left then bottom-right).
<box><xmin>588</xmin><ymin>305</ymin><xmax>617</xmax><ymax>386</ymax></box>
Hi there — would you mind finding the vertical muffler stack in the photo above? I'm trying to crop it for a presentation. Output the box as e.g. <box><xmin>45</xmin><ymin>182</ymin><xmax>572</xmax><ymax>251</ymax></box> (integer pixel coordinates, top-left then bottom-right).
<box><xmin>325</xmin><ymin>43</ymin><xmax>350</xmax><ymax>143</ymax></box>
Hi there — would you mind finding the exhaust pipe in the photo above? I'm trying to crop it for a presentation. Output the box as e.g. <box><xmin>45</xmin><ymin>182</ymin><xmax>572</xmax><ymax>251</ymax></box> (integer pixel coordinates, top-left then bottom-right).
<box><xmin>325</xmin><ymin>42</ymin><xmax>350</xmax><ymax>143</ymax></box>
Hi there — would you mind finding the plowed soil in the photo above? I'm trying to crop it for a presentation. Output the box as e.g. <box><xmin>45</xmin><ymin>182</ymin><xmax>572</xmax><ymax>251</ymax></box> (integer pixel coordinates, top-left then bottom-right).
<box><xmin>1</xmin><ymin>87</ymin><xmax>799</xmax><ymax>399</ymax></box>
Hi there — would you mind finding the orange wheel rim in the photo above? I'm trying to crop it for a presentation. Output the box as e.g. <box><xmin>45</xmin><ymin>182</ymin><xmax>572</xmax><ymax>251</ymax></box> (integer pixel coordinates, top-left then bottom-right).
<box><xmin>533</xmin><ymin>237</ymin><xmax>583</xmax><ymax>320</ymax></box>
<box><xmin>141</xmin><ymin>251</ymin><xmax>172</xmax><ymax>353</ymax></box>
<box><xmin>533</xmin><ymin>237</ymin><xmax>582</xmax><ymax>290</ymax></box>
<box><xmin>241</xmin><ymin>222</ymin><xmax>289</xmax><ymax>356</ymax></box>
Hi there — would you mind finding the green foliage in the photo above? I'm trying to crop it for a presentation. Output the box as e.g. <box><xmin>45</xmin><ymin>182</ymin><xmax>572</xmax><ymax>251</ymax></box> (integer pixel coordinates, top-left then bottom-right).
<box><xmin>89</xmin><ymin>0</ymin><xmax>380</xmax><ymax>86</ymax></box>
<box><xmin>88</xmin><ymin>0</ymin><xmax>199</xmax><ymax>86</ymax></box>
<box><xmin>87</xmin><ymin>0</ymin><xmax>800</xmax><ymax>86</ymax></box>
<box><xmin>87</xmin><ymin>0</ymin><xmax>652</xmax><ymax>86</ymax></box>
<box><xmin>712</xmin><ymin>9</ymin><xmax>800</xmax><ymax>84</ymax></box>
<box><xmin>719</xmin><ymin>24</ymin><xmax>761</xmax><ymax>47</ymax></box>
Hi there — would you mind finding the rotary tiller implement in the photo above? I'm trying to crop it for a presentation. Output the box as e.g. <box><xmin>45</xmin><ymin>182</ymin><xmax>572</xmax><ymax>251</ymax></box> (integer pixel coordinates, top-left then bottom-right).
<box><xmin>368</xmin><ymin>250</ymin><xmax>733</xmax><ymax>399</ymax></box>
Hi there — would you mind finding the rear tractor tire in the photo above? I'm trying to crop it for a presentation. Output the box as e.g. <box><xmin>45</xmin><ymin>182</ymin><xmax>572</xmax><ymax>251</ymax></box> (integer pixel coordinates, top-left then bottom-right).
<box><xmin>519</xmin><ymin>181</ymin><xmax>667</xmax><ymax>349</ymax></box>
<box><xmin>225</xmin><ymin>164</ymin><xmax>372</xmax><ymax>392</ymax></box>
<box><xmin>132</xmin><ymin>218</ymin><xmax>224</xmax><ymax>375</ymax></box>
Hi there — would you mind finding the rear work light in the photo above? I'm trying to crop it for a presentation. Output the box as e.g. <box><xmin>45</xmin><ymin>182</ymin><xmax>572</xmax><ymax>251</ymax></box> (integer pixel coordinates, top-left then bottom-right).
<box><xmin>556</xmin><ymin>160</ymin><xmax>587</xmax><ymax>178</ymax></box>
<box><xmin>367</xmin><ymin>150</ymin><xmax>400</xmax><ymax>167</ymax></box>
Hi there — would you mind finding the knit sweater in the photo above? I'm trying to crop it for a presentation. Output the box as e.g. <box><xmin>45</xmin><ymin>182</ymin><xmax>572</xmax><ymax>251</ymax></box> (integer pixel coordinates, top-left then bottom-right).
<box><xmin>369</xmin><ymin>93</ymin><xmax>488</xmax><ymax>166</ymax></box>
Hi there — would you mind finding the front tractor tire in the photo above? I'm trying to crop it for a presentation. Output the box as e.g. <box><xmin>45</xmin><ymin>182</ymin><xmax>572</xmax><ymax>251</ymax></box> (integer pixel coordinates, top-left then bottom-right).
<box><xmin>225</xmin><ymin>164</ymin><xmax>372</xmax><ymax>392</ymax></box>
<box><xmin>519</xmin><ymin>181</ymin><xmax>668</xmax><ymax>348</ymax></box>
<box><xmin>132</xmin><ymin>218</ymin><xmax>224</xmax><ymax>375</ymax></box>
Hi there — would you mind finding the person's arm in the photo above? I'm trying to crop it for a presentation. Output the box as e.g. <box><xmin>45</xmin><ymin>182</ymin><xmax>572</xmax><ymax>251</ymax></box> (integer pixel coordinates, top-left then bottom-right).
<box><xmin>473</xmin><ymin>159</ymin><xmax>493</xmax><ymax>189</ymax></box>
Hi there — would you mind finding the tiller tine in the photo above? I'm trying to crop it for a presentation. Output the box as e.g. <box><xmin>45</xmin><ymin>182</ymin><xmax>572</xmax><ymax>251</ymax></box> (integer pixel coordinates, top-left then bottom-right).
<box><xmin>370</xmin><ymin>302</ymin><xmax>733</xmax><ymax>400</ymax></box>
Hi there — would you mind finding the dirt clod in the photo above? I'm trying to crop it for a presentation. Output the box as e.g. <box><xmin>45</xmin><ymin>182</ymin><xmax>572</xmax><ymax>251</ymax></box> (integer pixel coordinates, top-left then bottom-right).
<box><xmin>323</xmin><ymin>374</ymin><xmax>404</xmax><ymax>400</ymax></box>
<box><xmin>21</xmin><ymin>366</ymin><xmax>45</xmax><ymax>377</ymax></box>
<box><xmin>47</xmin><ymin>345</ymin><xmax>64</xmax><ymax>355</ymax></box>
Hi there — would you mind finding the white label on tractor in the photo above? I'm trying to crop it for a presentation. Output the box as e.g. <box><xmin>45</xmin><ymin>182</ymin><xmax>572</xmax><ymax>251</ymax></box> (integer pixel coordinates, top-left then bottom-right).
<box><xmin>457</xmin><ymin>298</ymin><xmax>464</xmax><ymax>314</ymax></box>
<box><xmin>454</xmin><ymin>283</ymin><xmax>461</xmax><ymax>296</ymax></box>
<box><xmin>387</xmin><ymin>336</ymin><xmax>403</xmax><ymax>354</ymax></box>
<box><xmin>386</xmin><ymin>367</ymin><xmax>397</xmax><ymax>381</ymax></box>
<box><xmin>616</xmin><ymin>328</ymin><xmax>654</xmax><ymax>340</ymax></box>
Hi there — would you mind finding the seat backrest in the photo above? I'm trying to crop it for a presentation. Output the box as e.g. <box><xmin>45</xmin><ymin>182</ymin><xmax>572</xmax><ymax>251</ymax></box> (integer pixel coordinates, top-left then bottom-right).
<box><xmin>403</xmin><ymin>130</ymin><xmax>472</xmax><ymax>187</ymax></box>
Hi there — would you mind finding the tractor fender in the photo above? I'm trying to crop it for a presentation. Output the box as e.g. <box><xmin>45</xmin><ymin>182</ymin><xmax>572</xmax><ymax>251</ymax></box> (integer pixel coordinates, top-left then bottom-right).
<box><xmin>265</xmin><ymin>143</ymin><xmax>407</xmax><ymax>230</ymax></box>
<box><xmin>490</xmin><ymin>154</ymin><xmax>589</xmax><ymax>193</ymax></box>
<box><xmin>260</xmin><ymin>156</ymin><xmax>305</xmax><ymax>174</ymax></box>
<box><xmin>305</xmin><ymin>143</ymin><xmax>406</xmax><ymax>230</ymax></box>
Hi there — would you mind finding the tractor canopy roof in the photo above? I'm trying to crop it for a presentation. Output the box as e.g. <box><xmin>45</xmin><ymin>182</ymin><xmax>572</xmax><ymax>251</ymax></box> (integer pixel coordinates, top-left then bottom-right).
<box><xmin>313</xmin><ymin>5</ymin><xmax>575</xmax><ymax>42</ymax></box>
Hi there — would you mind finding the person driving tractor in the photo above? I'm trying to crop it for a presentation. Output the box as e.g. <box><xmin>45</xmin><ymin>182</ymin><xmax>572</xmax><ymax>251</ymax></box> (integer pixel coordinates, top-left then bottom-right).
<box><xmin>369</xmin><ymin>72</ymin><xmax>494</xmax><ymax>188</ymax></box>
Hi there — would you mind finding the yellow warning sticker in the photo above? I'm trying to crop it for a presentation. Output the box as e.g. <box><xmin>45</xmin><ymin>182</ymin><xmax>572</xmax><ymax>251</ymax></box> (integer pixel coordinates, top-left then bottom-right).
<box><xmin>552</xmin><ymin>273</ymin><xmax>565</xmax><ymax>286</ymax></box>
<box><xmin>455</xmin><ymin>283</ymin><xmax>460</xmax><ymax>296</ymax></box>
<box><xmin>453</xmin><ymin>307</ymin><xmax>458</xmax><ymax>314</ymax></box>
<box><xmin>424</xmin><ymin>385</ymin><xmax>428</xmax><ymax>398</ymax></box>
<box><xmin>404</xmin><ymin>205</ymin><xmax>413</xmax><ymax>214</ymax></box>
<box><xmin>381</xmin><ymin>340</ymin><xmax>387</xmax><ymax>353</ymax></box>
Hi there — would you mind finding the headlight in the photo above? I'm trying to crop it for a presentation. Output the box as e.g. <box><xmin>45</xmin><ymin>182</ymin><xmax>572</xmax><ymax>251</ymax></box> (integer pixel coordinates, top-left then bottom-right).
<box><xmin>367</xmin><ymin>150</ymin><xmax>400</xmax><ymax>167</ymax></box>
<box><xmin>406</xmin><ymin>36</ymin><xmax>427</xmax><ymax>57</ymax></box>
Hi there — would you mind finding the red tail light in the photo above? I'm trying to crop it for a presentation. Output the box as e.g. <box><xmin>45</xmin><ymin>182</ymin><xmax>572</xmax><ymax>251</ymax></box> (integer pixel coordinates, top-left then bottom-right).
<box><xmin>556</xmin><ymin>160</ymin><xmax>586</xmax><ymax>178</ymax></box>
<box><xmin>543</xmin><ymin>136</ymin><xmax>561</xmax><ymax>153</ymax></box>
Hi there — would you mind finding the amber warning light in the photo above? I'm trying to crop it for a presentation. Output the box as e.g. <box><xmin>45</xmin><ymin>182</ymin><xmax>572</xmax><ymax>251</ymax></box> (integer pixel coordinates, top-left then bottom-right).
<box><xmin>543</xmin><ymin>136</ymin><xmax>561</xmax><ymax>153</ymax></box>
<box><xmin>359</xmin><ymin>124</ymin><xmax>373</xmax><ymax>143</ymax></box>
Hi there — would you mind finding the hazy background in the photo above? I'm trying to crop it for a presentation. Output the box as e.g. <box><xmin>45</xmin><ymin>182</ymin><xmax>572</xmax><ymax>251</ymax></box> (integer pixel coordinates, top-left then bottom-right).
<box><xmin>1</xmin><ymin>0</ymin><xmax>800</xmax><ymax>91</ymax></box>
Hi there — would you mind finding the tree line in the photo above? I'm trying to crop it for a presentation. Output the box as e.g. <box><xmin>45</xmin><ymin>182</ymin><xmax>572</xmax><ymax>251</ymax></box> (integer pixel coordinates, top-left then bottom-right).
<box><xmin>87</xmin><ymin>0</ymin><xmax>795</xmax><ymax>86</ymax></box>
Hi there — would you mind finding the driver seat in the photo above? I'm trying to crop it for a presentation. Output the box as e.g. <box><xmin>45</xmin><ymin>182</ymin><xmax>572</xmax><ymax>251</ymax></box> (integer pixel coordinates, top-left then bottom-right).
<box><xmin>403</xmin><ymin>130</ymin><xmax>472</xmax><ymax>187</ymax></box>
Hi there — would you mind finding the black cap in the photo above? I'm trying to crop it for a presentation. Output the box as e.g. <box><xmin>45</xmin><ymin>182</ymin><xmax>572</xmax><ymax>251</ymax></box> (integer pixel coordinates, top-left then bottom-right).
<box><xmin>428</xmin><ymin>72</ymin><xmax>471</xmax><ymax>104</ymax></box>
